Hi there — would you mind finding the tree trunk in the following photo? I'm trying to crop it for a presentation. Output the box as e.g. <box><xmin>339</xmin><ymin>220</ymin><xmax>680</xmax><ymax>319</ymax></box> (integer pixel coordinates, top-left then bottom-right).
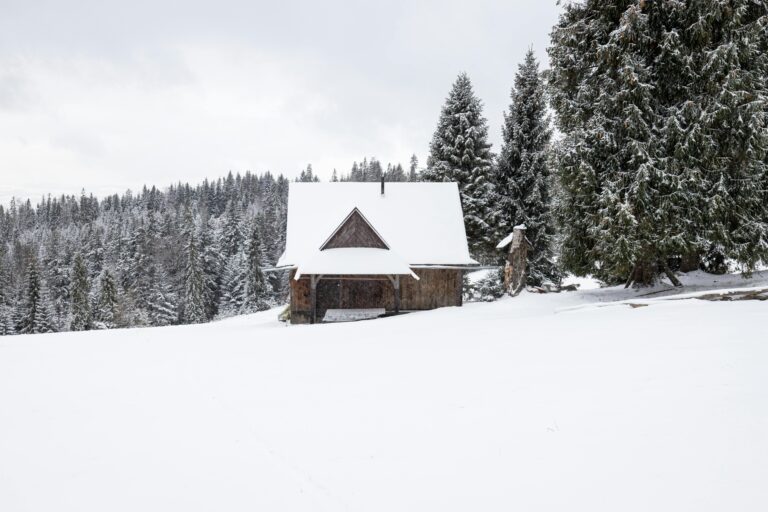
<box><xmin>626</xmin><ymin>260</ymin><xmax>655</xmax><ymax>288</ymax></box>
<box><xmin>679</xmin><ymin>251</ymin><xmax>701</xmax><ymax>273</ymax></box>
<box><xmin>503</xmin><ymin>226</ymin><xmax>529</xmax><ymax>296</ymax></box>
<box><xmin>662</xmin><ymin>260</ymin><xmax>683</xmax><ymax>287</ymax></box>
<box><xmin>624</xmin><ymin>264</ymin><xmax>637</xmax><ymax>289</ymax></box>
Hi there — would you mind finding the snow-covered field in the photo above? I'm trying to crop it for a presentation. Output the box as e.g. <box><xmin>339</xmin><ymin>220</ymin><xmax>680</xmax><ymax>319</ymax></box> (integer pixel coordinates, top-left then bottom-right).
<box><xmin>1</xmin><ymin>271</ymin><xmax>767</xmax><ymax>511</ymax></box>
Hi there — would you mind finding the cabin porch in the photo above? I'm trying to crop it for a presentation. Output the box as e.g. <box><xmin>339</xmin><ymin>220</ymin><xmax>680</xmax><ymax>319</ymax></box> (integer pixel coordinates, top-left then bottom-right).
<box><xmin>289</xmin><ymin>268</ymin><xmax>464</xmax><ymax>324</ymax></box>
<box><xmin>290</xmin><ymin>273</ymin><xmax>404</xmax><ymax>324</ymax></box>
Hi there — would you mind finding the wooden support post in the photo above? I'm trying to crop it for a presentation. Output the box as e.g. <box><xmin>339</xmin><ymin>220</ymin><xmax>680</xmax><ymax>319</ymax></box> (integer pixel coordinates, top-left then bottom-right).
<box><xmin>387</xmin><ymin>275</ymin><xmax>401</xmax><ymax>314</ymax></box>
<box><xmin>457</xmin><ymin>270</ymin><xmax>463</xmax><ymax>306</ymax></box>
<box><xmin>394</xmin><ymin>275</ymin><xmax>400</xmax><ymax>314</ymax></box>
<box><xmin>310</xmin><ymin>274</ymin><xmax>318</xmax><ymax>324</ymax></box>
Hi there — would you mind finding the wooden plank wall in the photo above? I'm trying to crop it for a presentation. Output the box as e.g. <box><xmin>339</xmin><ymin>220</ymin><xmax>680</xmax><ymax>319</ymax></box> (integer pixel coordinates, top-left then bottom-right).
<box><xmin>401</xmin><ymin>269</ymin><xmax>463</xmax><ymax>310</ymax></box>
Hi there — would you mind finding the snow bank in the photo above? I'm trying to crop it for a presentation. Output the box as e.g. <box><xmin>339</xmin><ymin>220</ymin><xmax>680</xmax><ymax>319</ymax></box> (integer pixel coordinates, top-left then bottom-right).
<box><xmin>1</xmin><ymin>277</ymin><xmax>767</xmax><ymax>511</ymax></box>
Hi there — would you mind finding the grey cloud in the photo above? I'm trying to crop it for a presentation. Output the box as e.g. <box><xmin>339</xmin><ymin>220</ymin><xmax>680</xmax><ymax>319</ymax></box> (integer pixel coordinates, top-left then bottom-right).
<box><xmin>0</xmin><ymin>1</ymin><xmax>563</xmax><ymax>204</ymax></box>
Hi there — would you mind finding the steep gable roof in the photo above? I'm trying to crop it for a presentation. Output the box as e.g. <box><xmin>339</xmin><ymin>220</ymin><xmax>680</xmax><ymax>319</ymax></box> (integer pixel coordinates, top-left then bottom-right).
<box><xmin>277</xmin><ymin>182</ymin><xmax>477</xmax><ymax>268</ymax></box>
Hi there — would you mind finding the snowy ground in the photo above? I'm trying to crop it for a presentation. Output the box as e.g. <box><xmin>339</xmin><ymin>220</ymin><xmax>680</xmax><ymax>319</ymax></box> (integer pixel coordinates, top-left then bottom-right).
<box><xmin>1</xmin><ymin>271</ymin><xmax>767</xmax><ymax>511</ymax></box>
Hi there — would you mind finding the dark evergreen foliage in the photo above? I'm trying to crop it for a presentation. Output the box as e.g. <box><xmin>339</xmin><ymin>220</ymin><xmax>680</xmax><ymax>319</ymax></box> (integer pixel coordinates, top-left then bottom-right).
<box><xmin>425</xmin><ymin>72</ymin><xmax>497</xmax><ymax>260</ymax></box>
<box><xmin>0</xmin><ymin>171</ymin><xmax>290</xmax><ymax>335</ymax></box>
<box><xmin>95</xmin><ymin>269</ymin><xmax>119</xmax><ymax>329</ymax></box>
<box><xmin>15</xmin><ymin>258</ymin><xmax>54</xmax><ymax>334</ymax></box>
<box><xmin>337</xmin><ymin>157</ymin><xmax>420</xmax><ymax>182</ymax></box>
<box><xmin>243</xmin><ymin>222</ymin><xmax>270</xmax><ymax>313</ymax></box>
<box><xmin>496</xmin><ymin>49</ymin><xmax>559</xmax><ymax>285</ymax></box>
<box><xmin>548</xmin><ymin>0</ymin><xmax>768</xmax><ymax>284</ymax></box>
<box><xmin>69</xmin><ymin>252</ymin><xmax>93</xmax><ymax>331</ymax></box>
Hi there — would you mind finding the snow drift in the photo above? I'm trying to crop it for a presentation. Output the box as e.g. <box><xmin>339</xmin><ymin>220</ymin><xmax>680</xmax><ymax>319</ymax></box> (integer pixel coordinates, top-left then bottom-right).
<box><xmin>1</xmin><ymin>273</ymin><xmax>767</xmax><ymax>511</ymax></box>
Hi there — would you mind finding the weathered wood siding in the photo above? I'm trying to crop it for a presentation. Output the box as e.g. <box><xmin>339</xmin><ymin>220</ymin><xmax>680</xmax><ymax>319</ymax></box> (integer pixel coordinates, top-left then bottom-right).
<box><xmin>289</xmin><ymin>270</ymin><xmax>313</xmax><ymax>324</ymax></box>
<box><xmin>289</xmin><ymin>268</ymin><xmax>463</xmax><ymax>324</ymax></box>
<box><xmin>322</xmin><ymin>209</ymin><xmax>387</xmax><ymax>250</ymax></box>
<box><xmin>401</xmin><ymin>268</ymin><xmax>463</xmax><ymax>310</ymax></box>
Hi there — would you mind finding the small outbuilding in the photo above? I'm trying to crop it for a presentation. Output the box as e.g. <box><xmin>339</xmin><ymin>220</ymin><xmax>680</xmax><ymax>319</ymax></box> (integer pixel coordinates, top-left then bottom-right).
<box><xmin>276</xmin><ymin>180</ymin><xmax>478</xmax><ymax>323</ymax></box>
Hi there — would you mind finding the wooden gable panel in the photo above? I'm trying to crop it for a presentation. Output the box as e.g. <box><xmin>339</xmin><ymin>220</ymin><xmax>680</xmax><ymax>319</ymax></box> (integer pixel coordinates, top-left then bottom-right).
<box><xmin>321</xmin><ymin>209</ymin><xmax>388</xmax><ymax>250</ymax></box>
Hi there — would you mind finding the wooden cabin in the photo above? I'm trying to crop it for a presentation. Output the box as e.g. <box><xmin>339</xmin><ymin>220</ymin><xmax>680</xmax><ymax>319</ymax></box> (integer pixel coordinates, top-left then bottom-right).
<box><xmin>276</xmin><ymin>180</ymin><xmax>478</xmax><ymax>324</ymax></box>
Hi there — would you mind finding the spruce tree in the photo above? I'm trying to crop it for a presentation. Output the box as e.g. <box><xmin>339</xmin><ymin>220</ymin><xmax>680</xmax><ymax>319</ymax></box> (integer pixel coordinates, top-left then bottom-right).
<box><xmin>0</xmin><ymin>244</ymin><xmax>12</xmax><ymax>309</ymax></box>
<box><xmin>496</xmin><ymin>49</ymin><xmax>559</xmax><ymax>285</ymax></box>
<box><xmin>219</xmin><ymin>251</ymin><xmax>247</xmax><ymax>316</ymax></box>
<box><xmin>42</xmin><ymin>230</ymin><xmax>70</xmax><ymax>326</ymax></box>
<box><xmin>15</xmin><ymin>258</ymin><xmax>55</xmax><ymax>334</ymax></box>
<box><xmin>221</xmin><ymin>201</ymin><xmax>243</xmax><ymax>258</ymax></box>
<box><xmin>0</xmin><ymin>169</ymin><xmax>293</xmax><ymax>333</ymax></box>
<box><xmin>298</xmin><ymin>164</ymin><xmax>319</xmax><ymax>182</ymax></box>
<box><xmin>687</xmin><ymin>0</ymin><xmax>768</xmax><ymax>270</ymax></box>
<box><xmin>94</xmin><ymin>269</ymin><xmax>119</xmax><ymax>329</ymax></box>
<box><xmin>243</xmin><ymin>222</ymin><xmax>270</xmax><ymax>312</ymax></box>
<box><xmin>0</xmin><ymin>248</ymin><xmax>14</xmax><ymax>335</ymax></box>
<box><xmin>425</xmin><ymin>73</ymin><xmax>497</xmax><ymax>259</ymax></box>
<box><xmin>549</xmin><ymin>0</ymin><xmax>768</xmax><ymax>285</ymax></box>
<box><xmin>0</xmin><ymin>306</ymin><xmax>14</xmax><ymax>336</ymax></box>
<box><xmin>180</xmin><ymin>210</ymin><xmax>206</xmax><ymax>324</ymax></box>
<box><xmin>259</xmin><ymin>187</ymin><xmax>287</xmax><ymax>297</ymax></box>
<box><xmin>146</xmin><ymin>272</ymin><xmax>178</xmax><ymax>326</ymax></box>
<box><xmin>368</xmin><ymin>159</ymin><xmax>384</xmax><ymax>182</ymax></box>
<box><xmin>200</xmin><ymin>216</ymin><xmax>223</xmax><ymax>320</ymax></box>
<box><xmin>408</xmin><ymin>154</ymin><xmax>419</xmax><ymax>182</ymax></box>
<box><xmin>70</xmin><ymin>252</ymin><xmax>93</xmax><ymax>331</ymax></box>
<box><xmin>132</xmin><ymin>214</ymin><xmax>159</xmax><ymax>304</ymax></box>
<box><xmin>349</xmin><ymin>162</ymin><xmax>362</xmax><ymax>181</ymax></box>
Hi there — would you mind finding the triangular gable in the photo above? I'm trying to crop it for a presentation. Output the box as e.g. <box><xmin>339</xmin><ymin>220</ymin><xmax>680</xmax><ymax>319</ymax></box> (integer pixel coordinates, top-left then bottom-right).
<box><xmin>320</xmin><ymin>208</ymin><xmax>389</xmax><ymax>250</ymax></box>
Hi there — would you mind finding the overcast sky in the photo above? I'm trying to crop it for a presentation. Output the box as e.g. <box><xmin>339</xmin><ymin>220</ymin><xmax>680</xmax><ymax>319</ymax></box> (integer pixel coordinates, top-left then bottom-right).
<box><xmin>0</xmin><ymin>0</ymin><xmax>563</xmax><ymax>204</ymax></box>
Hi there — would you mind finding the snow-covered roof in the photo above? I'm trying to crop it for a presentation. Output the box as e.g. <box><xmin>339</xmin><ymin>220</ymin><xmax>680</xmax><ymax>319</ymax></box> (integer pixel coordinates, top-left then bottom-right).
<box><xmin>277</xmin><ymin>182</ymin><xmax>477</xmax><ymax>270</ymax></box>
<box><xmin>295</xmin><ymin>248</ymin><xmax>418</xmax><ymax>279</ymax></box>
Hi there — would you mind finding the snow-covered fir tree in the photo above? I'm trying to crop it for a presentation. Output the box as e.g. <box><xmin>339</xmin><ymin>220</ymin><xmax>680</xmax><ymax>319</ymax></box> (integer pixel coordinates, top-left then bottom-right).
<box><xmin>385</xmin><ymin>163</ymin><xmax>407</xmax><ymax>182</ymax></box>
<box><xmin>219</xmin><ymin>251</ymin><xmax>247</xmax><ymax>316</ymax></box>
<box><xmin>338</xmin><ymin>157</ymin><xmax>419</xmax><ymax>182</ymax></box>
<box><xmin>408</xmin><ymin>154</ymin><xmax>419</xmax><ymax>182</ymax></box>
<box><xmin>94</xmin><ymin>269</ymin><xmax>119</xmax><ymax>329</ymax></box>
<box><xmin>243</xmin><ymin>222</ymin><xmax>270</xmax><ymax>313</ymax></box>
<box><xmin>425</xmin><ymin>73</ymin><xmax>497</xmax><ymax>259</ymax></box>
<box><xmin>221</xmin><ymin>201</ymin><xmax>244</xmax><ymax>258</ymax></box>
<box><xmin>15</xmin><ymin>258</ymin><xmax>55</xmax><ymax>335</ymax></box>
<box><xmin>200</xmin><ymin>216</ymin><xmax>223</xmax><ymax>320</ymax></box>
<box><xmin>146</xmin><ymin>272</ymin><xmax>178</xmax><ymax>327</ymax></box>
<box><xmin>259</xmin><ymin>184</ymin><xmax>288</xmax><ymax>297</ymax></box>
<box><xmin>684</xmin><ymin>0</ymin><xmax>768</xmax><ymax>271</ymax></box>
<box><xmin>0</xmin><ymin>169</ymin><xmax>294</xmax><ymax>336</ymax></box>
<box><xmin>180</xmin><ymin>209</ymin><xmax>207</xmax><ymax>324</ymax></box>
<box><xmin>548</xmin><ymin>0</ymin><xmax>768</xmax><ymax>285</ymax></box>
<box><xmin>0</xmin><ymin>246</ymin><xmax>14</xmax><ymax>335</ymax></box>
<box><xmin>298</xmin><ymin>164</ymin><xmax>320</xmax><ymax>182</ymax></box>
<box><xmin>69</xmin><ymin>252</ymin><xmax>93</xmax><ymax>331</ymax></box>
<box><xmin>496</xmin><ymin>49</ymin><xmax>559</xmax><ymax>285</ymax></box>
<box><xmin>42</xmin><ymin>230</ymin><xmax>70</xmax><ymax>326</ymax></box>
<box><xmin>0</xmin><ymin>243</ymin><xmax>12</xmax><ymax>310</ymax></box>
<box><xmin>0</xmin><ymin>306</ymin><xmax>14</xmax><ymax>336</ymax></box>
